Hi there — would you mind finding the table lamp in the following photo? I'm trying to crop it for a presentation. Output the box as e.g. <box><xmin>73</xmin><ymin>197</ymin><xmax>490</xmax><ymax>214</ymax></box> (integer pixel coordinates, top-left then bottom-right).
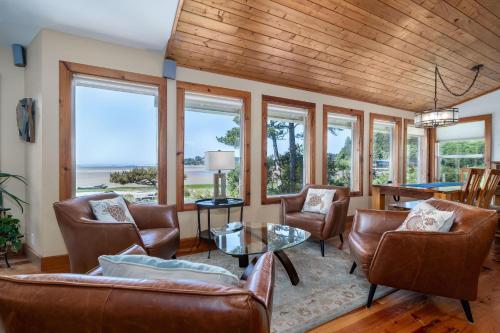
<box><xmin>205</xmin><ymin>150</ymin><xmax>235</xmax><ymax>204</ymax></box>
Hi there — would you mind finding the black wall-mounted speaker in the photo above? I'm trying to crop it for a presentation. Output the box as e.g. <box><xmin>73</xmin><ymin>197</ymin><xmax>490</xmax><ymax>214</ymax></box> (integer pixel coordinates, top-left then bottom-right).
<box><xmin>163</xmin><ymin>59</ymin><xmax>176</xmax><ymax>79</ymax></box>
<box><xmin>12</xmin><ymin>44</ymin><xmax>26</xmax><ymax>67</ymax></box>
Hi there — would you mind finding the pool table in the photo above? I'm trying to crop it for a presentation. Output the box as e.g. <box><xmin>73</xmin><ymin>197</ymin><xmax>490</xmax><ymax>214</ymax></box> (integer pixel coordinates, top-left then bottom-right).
<box><xmin>371</xmin><ymin>182</ymin><xmax>463</xmax><ymax>210</ymax></box>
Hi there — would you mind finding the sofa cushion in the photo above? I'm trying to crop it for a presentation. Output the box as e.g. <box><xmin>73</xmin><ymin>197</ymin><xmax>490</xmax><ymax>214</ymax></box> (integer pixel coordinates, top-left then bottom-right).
<box><xmin>397</xmin><ymin>201</ymin><xmax>454</xmax><ymax>232</ymax></box>
<box><xmin>302</xmin><ymin>188</ymin><xmax>336</xmax><ymax>214</ymax></box>
<box><xmin>98</xmin><ymin>254</ymin><xmax>240</xmax><ymax>286</ymax></box>
<box><xmin>89</xmin><ymin>196</ymin><xmax>135</xmax><ymax>224</ymax></box>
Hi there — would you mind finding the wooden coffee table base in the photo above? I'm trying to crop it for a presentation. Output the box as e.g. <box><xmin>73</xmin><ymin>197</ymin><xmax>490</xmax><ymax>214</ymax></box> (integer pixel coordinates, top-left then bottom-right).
<box><xmin>240</xmin><ymin>250</ymin><xmax>299</xmax><ymax>286</ymax></box>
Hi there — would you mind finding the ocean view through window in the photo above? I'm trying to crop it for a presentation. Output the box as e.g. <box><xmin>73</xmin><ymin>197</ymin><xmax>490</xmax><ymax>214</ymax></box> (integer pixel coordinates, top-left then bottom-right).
<box><xmin>183</xmin><ymin>92</ymin><xmax>244</xmax><ymax>203</ymax></box>
<box><xmin>74</xmin><ymin>75</ymin><xmax>159</xmax><ymax>202</ymax></box>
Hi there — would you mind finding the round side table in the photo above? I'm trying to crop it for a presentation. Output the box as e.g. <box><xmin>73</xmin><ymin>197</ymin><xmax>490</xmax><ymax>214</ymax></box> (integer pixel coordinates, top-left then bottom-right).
<box><xmin>195</xmin><ymin>198</ymin><xmax>244</xmax><ymax>258</ymax></box>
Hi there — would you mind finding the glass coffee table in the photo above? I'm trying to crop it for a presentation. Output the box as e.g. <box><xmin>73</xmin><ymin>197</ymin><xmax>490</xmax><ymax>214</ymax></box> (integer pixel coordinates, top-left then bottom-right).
<box><xmin>213</xmin><ymin>223</ymin><xmax>310</xmax><ymax>286</ymax></box>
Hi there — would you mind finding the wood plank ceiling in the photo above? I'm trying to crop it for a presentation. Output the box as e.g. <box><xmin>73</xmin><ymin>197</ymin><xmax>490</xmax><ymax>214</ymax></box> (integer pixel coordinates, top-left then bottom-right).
<box><xmin>166</xmin><ymin>0</ymin><xmax>500</xmax><ymax>111</ymax></box>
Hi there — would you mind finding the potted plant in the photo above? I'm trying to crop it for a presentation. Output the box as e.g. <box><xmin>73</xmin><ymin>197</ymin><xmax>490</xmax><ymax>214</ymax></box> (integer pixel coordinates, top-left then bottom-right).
<box><xmin>0</xmin><ymin>172</ymin><xmax>27</xmax><ymax>267</ymax></box>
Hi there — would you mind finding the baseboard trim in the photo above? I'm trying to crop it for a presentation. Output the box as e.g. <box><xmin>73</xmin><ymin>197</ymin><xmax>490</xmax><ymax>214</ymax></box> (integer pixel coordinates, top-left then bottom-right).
<box><xmin>41</xmin><ymin>255</ymin><xmax>70</xmax><ymax>273</ymax></box>
<box><xmin>24</xmin><ymin>244</ymin><xmax>71</xmax><ymax>273</ymax></box>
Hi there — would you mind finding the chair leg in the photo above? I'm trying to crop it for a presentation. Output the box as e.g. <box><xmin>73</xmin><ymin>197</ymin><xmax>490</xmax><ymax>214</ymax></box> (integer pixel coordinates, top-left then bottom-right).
<box><xmin>339</xmin><ymin>233</ymin><xmax>344</xmax><ymax>243</ymax></box>
<box><xmin>460</xmin><ymin>300</ymin><xmax>474</xmax><ymax>323</ymax></box>
<box><xmin>367</xmin><ymin>284</ymin><xmax>377</xmax><ymax>308</ymax></box>
<box><xmin>320</xmin><ymin>240</ymin><xmax>325</xmax><ymax>257</ymax></box>
<box><xmin>349</xmin><ymin>261</ymin><xmax>357</xmax><ymax>274</ymax></box>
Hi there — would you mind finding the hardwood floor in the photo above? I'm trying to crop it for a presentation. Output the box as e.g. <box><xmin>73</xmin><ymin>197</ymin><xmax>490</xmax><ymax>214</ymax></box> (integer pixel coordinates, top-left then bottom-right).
<box><xmin>310</xmin><ymin>235</ymin><xmax>500</xmax><ymax>333</ymax></box>
<box><xmin>1</xmin><ymin>234</ymin><xmax>498</xmax><ymax>332</ymax></box>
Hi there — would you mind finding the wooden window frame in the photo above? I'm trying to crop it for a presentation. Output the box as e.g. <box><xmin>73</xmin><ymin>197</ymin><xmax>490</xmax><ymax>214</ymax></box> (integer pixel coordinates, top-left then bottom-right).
<box><xmin>430</xmin><ymin>114</ymin><xmax>492</xmax><ymax>182</ymax></box>
<box><xmin>261</xmin><ymin>95</ymin><xmax>316</xmax><ymax>205</ymax></box>
<box><xmin>402</xmin><ymin>119</ymin><xmax>429</xmax><ymax>184</ymax></box>
<box><xmin>322</xmin><ymin>105</ymin><xmax>364</xmax><ymax>197</ymax></box>
<box><xmin>59</xmin><ymin>61</ymin><xmax>168</xmax><ymax>203</ymax></box>
<box><xmin>176</xmin><ymin>81</ymin><xmax>251</xmax><ymax>212</ymax></box>
<box><xmin>368</xmin><ymin>113</ymin><xmax>402</xmax><ymax>195</ymax></box>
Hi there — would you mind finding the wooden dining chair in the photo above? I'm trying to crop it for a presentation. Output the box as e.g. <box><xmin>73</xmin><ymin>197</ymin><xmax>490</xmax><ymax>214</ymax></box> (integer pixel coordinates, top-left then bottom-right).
<box><xmin>476</xmin><ymin>169</ymin><xmax>500</xmax><ymax>209</ymax></box>
<box><xmin>460</xmin><ymin>168</ymin><xmax>485</xmax><ymax>205</ymax></box>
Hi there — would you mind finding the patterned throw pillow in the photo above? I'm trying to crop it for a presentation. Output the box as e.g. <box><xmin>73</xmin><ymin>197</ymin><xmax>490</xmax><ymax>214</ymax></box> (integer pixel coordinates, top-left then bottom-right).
<box><xmin>302</xmin><ymin>188</ymin><xmax>336</xmax><ymax>214</ymax></box>
<box><xmin>89</xmin><ymin>196</ymin><xmax>135</xmax><ymax>224</ymax></box>
<box><xmin>397</xmin><ymin>202</ymin><xmax>454</xmax><ymax>232</ymax></box>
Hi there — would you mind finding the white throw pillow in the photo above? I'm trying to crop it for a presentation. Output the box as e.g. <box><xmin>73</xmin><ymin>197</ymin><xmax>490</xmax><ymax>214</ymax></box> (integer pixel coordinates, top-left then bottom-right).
<box><xmin>302</xmin><ymin>188</ymin><xmax>336</xmax><ymax>214</ymax></box>
<box><xmin>89</xmin><ymin>196</ymin><xmax>135</xmax><ymax>224</ymax></box>
<box><xmin>397</xmin><ymin>202</ymin><xmax>455</xmax><ymax>232</ymax></box>
<box><xmin>98</xmin><ymin>255</ymin><xmax>240</xmax><ymax>286</ymax></box>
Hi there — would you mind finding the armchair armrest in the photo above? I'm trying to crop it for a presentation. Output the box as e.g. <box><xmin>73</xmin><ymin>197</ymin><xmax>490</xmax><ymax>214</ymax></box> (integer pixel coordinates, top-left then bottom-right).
<box><xmin>369</xmin><ymin>230</ymin><xmax>476</xmax><ymax>300</ymax></box>
<box><xmin>280</xmin><ymin>189</ymin><xmax>308</xmax><ymax>224</ymax></box>
<box><xmin>322</xmin><ymin>197</ymin><xmax>350</xmax><ymax>239</ymax></box>
<box><xmin>243</xmin><ymin>252</ymin><xmax>275</xmax><ymax>311</ymax></box>
<box><xmin>352</xmin><ymin>209</ymin><xmax>408</xmax><ymax>235</ymax></box>
<box><xmin>127</xmin><ymin>204</ymin><xmax>179</xmax><ymax>230</ymax></box>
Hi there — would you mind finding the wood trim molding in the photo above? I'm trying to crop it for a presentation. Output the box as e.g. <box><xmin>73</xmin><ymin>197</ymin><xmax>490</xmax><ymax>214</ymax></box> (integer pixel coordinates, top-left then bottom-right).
<box><xmin>261</xmin><ymin>95</ymin><xmax>316</xmax><ymax>205</ymax></box>
<box><xmin>368</xmin><ymin>113</ymin><xmax>402</xmax><ymax>195</ymax></box>
<box><xmin>24</xmin><ymin>244</ymin><xmax>71</xmax><ymax>273</ymax></box>
<box><xmin>429</xmin><ymin>114</ymin><xmax>493</xmax><ymax>181</ymax></box>
<box><xmin>59</xmin><ymin>61</ymin><xmax>168</xmax><ymax>203</ymax></box>
<box><xmin>402</xmin><ymin>119</ymin><xmax>429</xmax><ymax>184</ymax></box>
<box><xmin>175</xmin><ymin>81</ymin><xmax>251</xmax><ymax>211</ymax></box>
<box><xmin>322</xmin><ymin>105</ymin><xmax>364</xmax><ymax>197</ymax></box>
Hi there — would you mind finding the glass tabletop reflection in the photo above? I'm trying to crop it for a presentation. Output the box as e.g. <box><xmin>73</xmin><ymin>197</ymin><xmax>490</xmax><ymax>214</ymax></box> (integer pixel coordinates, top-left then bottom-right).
<box><xmin>214</xmin><ymin>223</ymin><xmax>311</xmax><ymax>256</ymax></box>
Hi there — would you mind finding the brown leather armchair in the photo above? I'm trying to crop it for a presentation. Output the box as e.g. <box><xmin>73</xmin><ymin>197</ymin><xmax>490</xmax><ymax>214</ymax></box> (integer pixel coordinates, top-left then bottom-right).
<box><xmin>280</xmin><ymin>185</ymin><xmax>350</xmax><ymax>256</ymax></box>
<box><xmin>53</xmin><ymin>193</ymin><xmax>180</xmax><ymax>273</ymax></box>
<box><xmin>348</xmin><ymin>199</ymin><xmax>497</xmax><ymax>322</ymax></box>
<box><xmin>0</xmin><ymin>251</ymin><xmax>275</xmax><ymax>333</ymax></box>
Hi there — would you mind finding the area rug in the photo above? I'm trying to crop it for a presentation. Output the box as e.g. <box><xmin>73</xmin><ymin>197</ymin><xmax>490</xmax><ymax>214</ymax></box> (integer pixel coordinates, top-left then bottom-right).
<box><xmin>182</xmin><ymin>239</ymin><xmax>392</xmax><ymax>333</ymax></box>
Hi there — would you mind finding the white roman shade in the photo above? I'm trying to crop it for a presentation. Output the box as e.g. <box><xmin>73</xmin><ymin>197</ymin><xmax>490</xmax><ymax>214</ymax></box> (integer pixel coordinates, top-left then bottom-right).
<box><xmin>268</xmin><ymin>104</ymin><xmax>308</xmax><ymax>122</ymax></box>
<box><xmin>185</xmin><ymin>92</ymin><xmax>243</xmax><ymax>116</ymax></box>
<box><xmin>73</xmin><ymin>74</ymin><xmax>158</xmax><ymax>96</ymax></box>
<box><xmin>436</xmin><ymin>121</ymin><xmax>485</xmax><ymax>141</ymax></box>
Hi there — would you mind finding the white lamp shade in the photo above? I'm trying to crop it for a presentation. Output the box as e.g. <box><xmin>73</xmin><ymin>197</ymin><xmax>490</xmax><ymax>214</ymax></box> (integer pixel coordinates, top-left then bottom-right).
<box><xmin>205</xmin><ymin>151</ymin><xmax>235</xmax><ymax>170</ymax></box>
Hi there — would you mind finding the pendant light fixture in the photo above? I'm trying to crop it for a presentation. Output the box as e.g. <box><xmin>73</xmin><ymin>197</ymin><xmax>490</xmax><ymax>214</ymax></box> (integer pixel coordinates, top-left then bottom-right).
<box><xmin>414</xmin><ymin>64</ymin><xmax>483</xmax><ymax>128</ymax></box>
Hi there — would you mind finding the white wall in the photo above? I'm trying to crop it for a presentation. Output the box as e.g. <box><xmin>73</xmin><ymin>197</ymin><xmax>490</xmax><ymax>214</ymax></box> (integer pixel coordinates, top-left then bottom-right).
<box><xmin>0</xmin><ymin>46</ymin><xmax>26</xmax><ymax>229</ymax></box>
<box><xmin>24</xmin><ymin>29</ymin><xmax>416</xmax><ymax>257</ymax></box>
<box><xmin>454</xmin><ymin>90</ymin><xmax>500</xmax><ymax>161</ymax></box>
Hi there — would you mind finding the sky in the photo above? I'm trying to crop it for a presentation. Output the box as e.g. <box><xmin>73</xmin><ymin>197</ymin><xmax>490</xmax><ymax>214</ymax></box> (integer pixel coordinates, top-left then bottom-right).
<box><xmin>75</xmin><ymin>86</ymin><xmax>158</xmax><ymax>166</ymax></box>
<box><xmin>327</xmin><ymin>127</ymin><xmax>351</xmax><ymax>154</ymax></box>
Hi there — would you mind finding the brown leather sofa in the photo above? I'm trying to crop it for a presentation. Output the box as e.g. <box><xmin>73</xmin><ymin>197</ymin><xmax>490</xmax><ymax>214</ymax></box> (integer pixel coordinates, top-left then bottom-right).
<box><xmin>280</xmin><ymin>184</ymin><xmax>350</xmax><ymax>256</ymax></box>
<box><xmin>348</xmin><ymin>198</ymin><xmax>497</xmax><ymax>322</ymax></box>
<box><xmin>0</xmin><ymin>247</ymin><xmax>275</xmax><ymax>333</ymax></box>
<box><xmin>54</xmin><ymin>193</ymin><xmax>180</xmax><ymax>273</ymax></box>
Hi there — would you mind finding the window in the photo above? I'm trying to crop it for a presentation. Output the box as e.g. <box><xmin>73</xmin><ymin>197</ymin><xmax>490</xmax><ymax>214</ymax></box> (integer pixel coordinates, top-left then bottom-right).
<box><xmin>322</xmin><ymin>106</ymin><xmax>363</xmax><ymax>196</ymax></box>
<box><xmin>59</xmin><ymin>62</ymin><xmax>167</xmax><ymax>203</ymax></box>
<box><xmin>176</xmin><ymin>82</ymin><xmax>251</xmax><ymax>211</ymax></box>
<box><xmin>435</xmin><ymin>115</ymin><xmax>492</xmax><ymax>182</ymax></box>
<box><xmin>403</xmin><ymin>120</ymin><xmax>428</xmax><ymax>184</ymax></box>
<box><xmin>262</xmin><ymin>96</ymin><xmax>315</xmax><ymax>204</ymax></box>
<box><xmin>369</xmin><ymin>114</ymin><xmax>401</xmax><ymax>193</ymax></box>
